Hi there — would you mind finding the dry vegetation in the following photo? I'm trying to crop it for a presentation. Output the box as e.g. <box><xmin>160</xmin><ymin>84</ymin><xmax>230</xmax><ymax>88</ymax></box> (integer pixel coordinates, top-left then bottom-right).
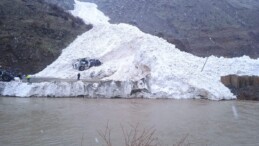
<box><xmin>97</xmin><ymin>123</ymin><xmax>191</xmax><ymax>146</ymax></box>
<box><xmin>0</xmin><ymin>0</ymin><xmax>92</xmax><ymax>74</ymax></box>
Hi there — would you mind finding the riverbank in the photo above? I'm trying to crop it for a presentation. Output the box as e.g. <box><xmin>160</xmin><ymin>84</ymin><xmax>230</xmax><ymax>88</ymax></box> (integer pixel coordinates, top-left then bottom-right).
<box><xmin>0</xmin><ymin>76</ymin><xmax>230</xmax><ymax>100</ymax></box>
<box><xmin>2</xmin><ymin>74</ymin><xmax>259</xmax><ymax>100</ymax></box>
<box><xmin>0</xmin><ymin>77</ymin><xmax>149</xmax><ymax>98</ymax></box>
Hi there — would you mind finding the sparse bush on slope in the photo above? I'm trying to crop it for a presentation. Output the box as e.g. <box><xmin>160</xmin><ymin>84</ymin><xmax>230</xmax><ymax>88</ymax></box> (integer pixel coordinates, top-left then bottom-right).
<box><xmin>0</xmin><ymin>0</ymin><xmax>92</xmax><ymax>74</ymax></box>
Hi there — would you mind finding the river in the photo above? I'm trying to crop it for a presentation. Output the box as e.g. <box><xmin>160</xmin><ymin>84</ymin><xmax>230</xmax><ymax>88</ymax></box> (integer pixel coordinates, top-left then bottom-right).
<box><xmin>0</xmin><ymin>97</ymin><xmax>259</xmax><ymax>146</ymax></box>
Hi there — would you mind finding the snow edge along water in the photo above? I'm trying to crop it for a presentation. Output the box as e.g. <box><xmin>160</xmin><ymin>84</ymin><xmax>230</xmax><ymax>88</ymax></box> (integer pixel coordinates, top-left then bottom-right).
<box><xmin>1</xmin><ymin>0</ymin><xmax>259</xmax><ymax>100</ymax></box>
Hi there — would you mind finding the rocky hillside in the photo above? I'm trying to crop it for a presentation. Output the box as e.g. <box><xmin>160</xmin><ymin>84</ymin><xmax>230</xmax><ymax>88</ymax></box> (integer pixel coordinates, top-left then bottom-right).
<box><xmin>81</xmin><ymin>0</ymin><xmax>259</xmax><ymax>58</ymax></box>
<box><xmin>1</xmin><ymin>0</ymin><xmax>258</xmax><ymax>74</ymax></box>
<box><xmin>44</xmin><ymin>0</ymin><xmax>75</xmax><ymax>10</ymax></box>
<box><xmin>0</xmin><ymin>0</ymin><xmax>92</xmax><ymax>74</ymax></box>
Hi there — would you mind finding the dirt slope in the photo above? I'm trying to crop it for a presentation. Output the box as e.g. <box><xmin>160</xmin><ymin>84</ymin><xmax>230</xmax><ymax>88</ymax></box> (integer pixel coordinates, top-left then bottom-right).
<box><xmin>0</xmin><ymin>0</ymin><xmax>92</xmax><ymax>74</ymax></box>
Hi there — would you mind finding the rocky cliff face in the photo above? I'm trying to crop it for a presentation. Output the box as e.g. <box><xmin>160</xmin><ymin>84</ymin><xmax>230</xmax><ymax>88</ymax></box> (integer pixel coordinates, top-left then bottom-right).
<box><xmin>221</xmin><ymin>75</ymin><xmax>259</xmax><ymax>100</ymax></box>
<box><xmin>0</xmin><ymin>0</ymin><xmax>92</xmax><ymax>74</ymax></box>
<box><xmin>80</xmin><ymin>0</ymin><xmax>259</xmax><ymax>58</ymax></box>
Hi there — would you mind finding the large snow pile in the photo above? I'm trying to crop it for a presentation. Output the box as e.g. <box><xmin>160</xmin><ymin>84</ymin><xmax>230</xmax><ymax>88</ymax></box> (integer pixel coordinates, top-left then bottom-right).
<box><xmin>1</xmin><ymin>0</ymin><xmax>259</xmax><ymax>100</ymax></box>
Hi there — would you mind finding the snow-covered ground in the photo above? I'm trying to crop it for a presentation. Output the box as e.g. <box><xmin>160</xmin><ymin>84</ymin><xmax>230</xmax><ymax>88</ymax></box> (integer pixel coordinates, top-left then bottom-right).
<box><xmin>1</xmin><ymin>0</ymin><xmax>259</xmax><ymax>100</ymax></box>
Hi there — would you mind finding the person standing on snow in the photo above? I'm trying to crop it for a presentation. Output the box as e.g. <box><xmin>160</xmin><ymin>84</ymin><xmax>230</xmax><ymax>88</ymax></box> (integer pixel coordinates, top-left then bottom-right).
<box><xmin>77</xmin><ymin>73</ymin><xmax>81</xmax><ymax>80</ymax></box>
<box><xmin>26</xmin><ymin>75</ymin><xmax>31</xmax><ymax>83</ymax></box>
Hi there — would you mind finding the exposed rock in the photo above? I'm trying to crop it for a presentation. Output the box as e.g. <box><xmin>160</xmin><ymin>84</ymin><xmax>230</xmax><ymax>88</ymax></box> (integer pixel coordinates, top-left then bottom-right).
<box><xmin>221</xmin><ymin>75</ymin><xmax>259</xmax><ymax>100</ymax></box>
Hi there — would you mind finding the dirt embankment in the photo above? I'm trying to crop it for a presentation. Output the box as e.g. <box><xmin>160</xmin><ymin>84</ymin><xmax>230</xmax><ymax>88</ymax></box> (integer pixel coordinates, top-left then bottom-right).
<box><xmin>0</xmin><ymin>0</ymin><xmax>92</xmax><ymax>74</ymax></box>
<box><xmin>221</xmin><ymin>75</ymin><xmax>259</xmax><ymax>100</ymax></box>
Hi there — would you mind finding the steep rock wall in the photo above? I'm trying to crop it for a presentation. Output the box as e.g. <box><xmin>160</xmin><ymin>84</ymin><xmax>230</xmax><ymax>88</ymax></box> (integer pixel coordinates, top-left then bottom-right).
<box><xmin>221</xmin><ymin>75</ymin><xmax>259</xmax><ymax>100</ymax></box>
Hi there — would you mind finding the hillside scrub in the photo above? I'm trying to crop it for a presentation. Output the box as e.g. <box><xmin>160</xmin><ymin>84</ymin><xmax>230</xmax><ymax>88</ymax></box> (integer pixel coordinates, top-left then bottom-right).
<box><xmin>0</xmin><ymin>0</ymin><xmax>92</xmax><ymax>74</ymax></box>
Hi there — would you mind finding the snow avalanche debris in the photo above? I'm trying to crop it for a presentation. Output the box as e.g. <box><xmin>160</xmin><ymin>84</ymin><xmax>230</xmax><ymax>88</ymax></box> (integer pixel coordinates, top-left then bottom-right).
<box><xmin>1</xmin><ymin>0</ymin><xmax>259</xmax><ymax>100</ymax></box>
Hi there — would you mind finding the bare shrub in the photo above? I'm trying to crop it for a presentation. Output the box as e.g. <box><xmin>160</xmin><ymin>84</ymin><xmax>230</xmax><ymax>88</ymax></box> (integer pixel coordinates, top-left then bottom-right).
<box><xmin>98</xmin><ymin>123</ymin><xmax>191</xmax><ymax>146</ymax></box>
<box><xmin>98</xmin><ymin>123</ymin><xmax>158</xmax><ymax>146</ymax></box>
<box><xmin>98</xmin><ymin>122</ymin><xmax>113</xmax><ymax>146</ymax></box>
<box><xmin>121</xmin><ymin>124</ymin><xmax>158</xmax><ymax>146</ymax></box>
<box><xmin>173</xmin><ymin>134</ymin><xmax>190</xmax><ymax>146</ymax></box>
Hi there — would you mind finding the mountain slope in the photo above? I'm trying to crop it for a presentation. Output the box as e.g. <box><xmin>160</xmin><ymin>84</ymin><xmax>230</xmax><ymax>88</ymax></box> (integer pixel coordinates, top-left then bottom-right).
<box><xmin>0</xmin><ymin>0</ymin><xmax>92</xmax><ymax>73</ymax></box>
<box><xmin>1</xmin><ymin>0</ymin><xmax>259</xmax><ymax>100</ymax></box>
<box><xmin>44</xmin><ymin>0</ymin><xmax>75</xmax><ymax>10</ymax></box>
<box><xmin>58</xmin><ymin>0</ymin><xmax>259</xmax><ymax>58</ymax></box>
<box><xmin>32</xmin><ymin>1</ymin><xmax>258</xmax><ymax>100</ymax></box>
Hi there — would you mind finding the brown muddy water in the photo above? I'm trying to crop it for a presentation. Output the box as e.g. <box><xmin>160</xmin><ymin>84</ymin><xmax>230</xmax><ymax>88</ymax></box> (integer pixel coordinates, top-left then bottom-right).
<box><xmin>0</xmin><ymin>97</ymin><xmax>259</xmax><ymax>146</ymax></box>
